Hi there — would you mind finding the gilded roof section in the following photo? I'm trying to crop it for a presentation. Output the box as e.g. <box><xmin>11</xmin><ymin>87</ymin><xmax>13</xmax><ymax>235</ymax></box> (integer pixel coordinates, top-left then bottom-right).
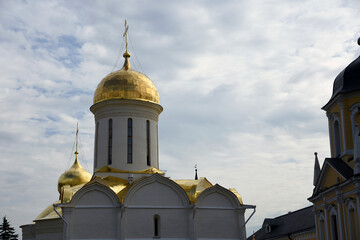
<box><xmin>36</xmin><ymin>175</ymin><xmax>245</xmax><ymax>222</ymax></box>
<box><xmin>93</xmin><ymin>52</ymin><xmax>160</xmax><ymax>105</ymax></box>
<box><xmin>60</xmin><ymin>184</ymin><xmax>86</xmax><ymax>204</ymax></box>
<box><xmin>95</xmin><ymin>166</ymin><xmax>164</xmax><ymax>174</ymax></box>
<box><xmin>57</xmin><ymin>156</ymin><xmax>92</xmax><ymax>193</ymax></box>
<box><xmin>61</xmin><ymin>175</ymin><xmax>144</xmax><ymax>203</ymax></box>
<box><xmin>174</xmin><ymin>177</ymin><xmax>213</xmax><ymax>203</ymax></box>
<box><xmin>229</xmin><ymin>188</ymin><xmax>244</xmax><ymax>205</ymax></box>
<box><xmin>59</xmin><ymin>175</ymin><xmax>243</xmax><ymax>205</ymax></box>
<box><xmin>35</xmin><ymin>200</ymin><xmax>61</xmax><ymax>221</ymax></box>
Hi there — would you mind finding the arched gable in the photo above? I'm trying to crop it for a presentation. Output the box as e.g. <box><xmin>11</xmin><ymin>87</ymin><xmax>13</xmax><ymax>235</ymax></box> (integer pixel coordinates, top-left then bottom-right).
<box><xmin>194</xmin><ymin>184</ymin><xmax>244</xmax><ymax>239</ymax></box>
<box><xmin>63</xmin><ymin>180</ymin><xmax>120</xmax><ymax>239</ymax></box>
<box><xmin>196</xmin><ymin>184</ymin><xmax>242</xmax><ymax>208</ymax></box>
<box><xmin>69</xmin><ymin>180</ymin><xmax>120</xmax><ymax>207</ymax></box>
<box><xmin>124</xmin><ymin>173</ymin><xmax>190</xmax><ymax>207</ymax></box>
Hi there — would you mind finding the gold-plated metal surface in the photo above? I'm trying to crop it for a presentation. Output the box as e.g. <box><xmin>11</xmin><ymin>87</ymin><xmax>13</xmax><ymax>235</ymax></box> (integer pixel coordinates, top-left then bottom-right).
<box><xmin>60</xmin><ymin>175</ymin><xmax>215</xmax><ymax>204</ymax></box>
<box><xmin>174</xmin><ymin>178</ymin><xmax>213</xmax><ymax>203</ymax></box>
<box><xmin>95</xmin><ymin>166</ymin><xmax>164</xmax><ymax>174</ymax></box>
<box><xmin>35</xmin><ymin>200</ymin><xmax>61</xmax><ymax>220</ymax></box>
<box><xmin>93</xmin><ymin>52</ymin><xmax>160</xmax><ymax>105</ymax></box>
<box><xmin>229</xmin><ymin>188</ymin><xmax>244</xmax><ymax>205</ymax></box>
<box><xmin>56</xmin><ymin>170</ymin><xmax>242</xmax><ymax>207</ymax></box>
<box><xmin>76</xmin><ymin>175</ymin><xmax>133</xmax><ymax>203</ymax></box>
<box><xmin>57</xmin><ymin>125</ymin><xmax>92</xmax><ymax>193</ymax></box>
<box><xmin>57</xmin><ymin>155</ymin><xmax>92</xmax><ymax>193</ymax></box>
<box><xmin>123</xmin><ymin>20</ymin><xmax>129</xmax><ymax>53</ymax></box>
<box><xmin>60</xmin><ymin>184</ymin><xmax>85</xmax><ymax>204</ymax></box>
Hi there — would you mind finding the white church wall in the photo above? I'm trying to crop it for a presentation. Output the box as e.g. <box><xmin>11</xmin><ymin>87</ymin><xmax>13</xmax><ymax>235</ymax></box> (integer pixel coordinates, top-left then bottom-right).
<box><xmin>71</xmin><ymin>208</ymin><xmax>118</xmax><ymax>239</ymax></box>
<box><xmin>195</xmin><ymin>185</ymin><xmax>245</xmax><ymax>240</ymax></box>
<box><xmin>126</xmin><ymin>182</ymin><xmax>185</xmax><ymax>206</ymax></box>
<box><xmin>123</xmin><ymin>174</ymin><xmax>191</xmax><ymax>239</ymax></box>
<box><xmin>94</xmin><ymin>116</ymin><xmax>108</xmax><ymax>170</ymax></box>
<box><xmin>20</xmin><ymin>224</ymin><xmax>35</xmax><ymax>240</ymax></box>
<box><xmin>34</xmin><ymin>218</ymin><xmax>63</xmax><ymax>240</ymax></box>
<box><xmin>91</xmin><ymin>100</ymin><xmax>161</xmax><ymax>172</ymax></box>
<box><xmin>195</xmin><ymin>209</ymin><xmax>241</xmax><ymax>239</ymax></box>
<box><xmin>64</xmin><ymin>182</ymin><xmax>121</xmax><ymax>240</ymax></box>
<box><xmin>123</xmin><ymin>208</ymin><xmax>191</xmax><ymax>239</ymax></box>
<box><xmin>124</xmin><ymin>174</ymin><xmax>190</xmax><ymax>207</ymax></box>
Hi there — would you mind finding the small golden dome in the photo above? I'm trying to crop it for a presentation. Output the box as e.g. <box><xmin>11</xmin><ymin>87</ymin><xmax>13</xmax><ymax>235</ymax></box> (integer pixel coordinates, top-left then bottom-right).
<box><xmin>57</xmin><ymin>156</ymin><xmax>92</xmax><ymax>193</ymax></box>
<box><xmin>93</xmin><ymin>52</ymin><xmax>160</xmax><ymax>105</ymax></box>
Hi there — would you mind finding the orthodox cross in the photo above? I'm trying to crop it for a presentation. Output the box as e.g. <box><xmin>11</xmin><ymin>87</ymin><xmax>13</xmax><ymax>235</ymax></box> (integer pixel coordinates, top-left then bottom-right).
<box><xmin>123</xmin><ymin>20</ymin><xmax>129</xmax><ymax>53</ymax></box>
<box><xmin>75</xmin><ymin>122</ymin><xmax>79</xmax><ymax>156</ymax></box>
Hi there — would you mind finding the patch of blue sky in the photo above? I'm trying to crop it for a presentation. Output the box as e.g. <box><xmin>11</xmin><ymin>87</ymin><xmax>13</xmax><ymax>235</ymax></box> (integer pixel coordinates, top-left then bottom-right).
<box><xmin>55</xmin><ymin>55</ymin><xmax>81</xmax><ymax>68</ymax></box>
<box><xmin>0</xmin><ymin>18</ymin><xmax>26</xmax><ymax>41</ymax></box>
<box><xmin>46</xmin><ymin>115</ymin><xmax>60</xmax><ymax>122</ymax></box>
<box><xmin>58</xmin><ymin>35</ymin><xmax>81</xmax><ymax>49</ymax></box>
<box><xmin>30</xmin><ymin>117</ymin><xmax>47</xmax><ymax>123</ymax></box>
<box><xmin>31</xmin><ymin>34</ymin><xmax>82</xmax><ymax>68</ymax></box>
<box><xmin>80</xmin><ymin>132</ymin><xmax>94</xmax><ymax>137</ymax></box>
<box><xmin>9</xmin><ymin>25</ymin><xmax>26</xmax><ymax>32</ymax></box>
<box><xmin>2</xmin><ymin>170</ymin><xmax>29</xmax><ymax>185</ymax></box>
<box><xmin>44</xmin><ymin>128</ymin><xmax>60</xmax><ymax>137</ymax></box>
<box><xmin>74</xmin><ymin>111</ymin><xmax>87</xmax><ymax>120</ymax></box>
<box><xmin>279</xmin><ymin>158</ymin><xmax>300</xmax><ymax>164</ymax></box>
<box><xmin>34</xmin><ymin>36</ymin><xmax>50</xmax><ymax>45</ymax></box>
<box><xmin>30</xmin><ymin>32</ymin><xmax>52</xmax><ymax>51</ymax></box>
<box><xmin>32</xmin><ymin>86</ymin><xmax>48</xmax><ymax>94</ymax></box>
<box><xmin>55</xmin><ymin>35</ymin><xmax>82</xmax><ymax>68</ymax></box>
<box><xmin>59</xmin><ymin>88</ymin><xmax>92</xmax><ymax>98</ymax></box>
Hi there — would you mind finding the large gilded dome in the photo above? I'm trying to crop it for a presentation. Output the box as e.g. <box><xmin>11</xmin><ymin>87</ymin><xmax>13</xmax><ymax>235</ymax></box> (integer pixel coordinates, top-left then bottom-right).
<box><xmin>57</xmin><ymin>156</ymin><xmax>92</xmax><ymax>193</ymax></box>
<box><xmin>93</xmin><ymin>52</ymin><xmax>160</xmax><ymax>105</ymax></box>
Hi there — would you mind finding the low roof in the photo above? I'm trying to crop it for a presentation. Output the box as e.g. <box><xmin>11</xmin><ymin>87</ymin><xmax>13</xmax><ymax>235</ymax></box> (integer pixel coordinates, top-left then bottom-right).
<box><xmin>249</xmin><ymin>206</ymin><xmax>314</xmax><ymax>240</ymax></box>
<box><xmin>310</xmin><ymin>157</ymin><xmax>354</xmax><ymax>198</ymax></box>
<box><xmin>35</xmin><ymin>170</ymin><xmax>244</xmax><ymax>221</ymax></box>
<box><xmin>326</xmin><ymin>158</ymin><xmax>353</xmax><ymax>179</ymax></box>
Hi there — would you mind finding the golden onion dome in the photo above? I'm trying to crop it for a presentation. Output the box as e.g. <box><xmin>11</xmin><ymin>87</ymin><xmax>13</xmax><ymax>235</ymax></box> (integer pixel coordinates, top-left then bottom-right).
<box><xmin>57</xmin><ymin>155</ymin><xmax>92</xmax><ymax>193</ymax></box>
<box><xmin>93</xmin><ymin>51</ymin><xmax>160</xmax><ymax>105</ymax></box>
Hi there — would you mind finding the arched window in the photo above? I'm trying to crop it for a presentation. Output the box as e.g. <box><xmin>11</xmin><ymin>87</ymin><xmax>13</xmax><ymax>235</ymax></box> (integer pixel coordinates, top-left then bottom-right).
<box><xmin>146</xmin><ymin>120</ymin><xmax>151</xmax><ymax>166</ymax></box>
<box><xmin>318</xmin><ymin>212</ymin><xmax>325</xmax><ymax>240</ymax></box>
<box><xmin>349</xmin><ymin>103</ymin><xmax>360</xmax><ymax>157</ymax></box>
<box><xmin>95</xmin><ymin>122</ymin><xmax>99</xmax><ymax>168</ymax></box>
<box><xmin>319</xmin><ymin>220</ymin><xmax>325</xmax><ymax>240</ymax></box>
<box><xmin>154</xmin><ymin>214</ymin><xmax>160</xmax><ymax>237</ymax></box>
<box><xmin>108</xmin><ymin>119</ymin><xmax>113</xmax><ymax>165</ymax></box>
<box><xmin>334</xmin><ymin>120</ymin><xmax>341</xmax><ymax>157</ymax></box>
<box><xmin>127</xmin><ymin>118</ymin><xmax>133</xmax><ymax>163</ymax></box>
<box><xmin>330</xmin><ymin>210</ymin><xmax>339</xmax><ymax>240</ymax></box>
<box><xmin>346</xmin><ymin>198</ymin><xmax>357</xmax><ymax>240</ymax></box>
<box><xmin>349</xmin><ymin>208</ymin><xmax>356</xmax><ymax>240</ymax></box>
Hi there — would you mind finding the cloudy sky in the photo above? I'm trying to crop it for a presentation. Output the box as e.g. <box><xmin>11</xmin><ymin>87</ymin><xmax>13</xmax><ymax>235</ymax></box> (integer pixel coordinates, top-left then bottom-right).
<box><xmin>1</xmin><ymin>0</ymin><xmax>360</xmax><ymax>237</ymax></box>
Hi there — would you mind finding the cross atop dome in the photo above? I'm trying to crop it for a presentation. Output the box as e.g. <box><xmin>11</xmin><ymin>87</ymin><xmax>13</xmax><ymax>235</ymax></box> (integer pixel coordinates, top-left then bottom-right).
<box><xmin>57</xmin><ymin>124</ymin><xmax>91</xmax><ymax>193</ymax></box>
<box><xmin>123</xmin><ymin>20</ymin><xmax>129</xmax><ymax>53</ymax></box>
<box><xmin>92</xmin><ymin>20</ymin><xmax>160</xmax><ymax>105</ymax></box>
<box><xmin>122</xmin><ymin>20</ymin><xmax>131</xmax><ymax>70</ymax></box>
